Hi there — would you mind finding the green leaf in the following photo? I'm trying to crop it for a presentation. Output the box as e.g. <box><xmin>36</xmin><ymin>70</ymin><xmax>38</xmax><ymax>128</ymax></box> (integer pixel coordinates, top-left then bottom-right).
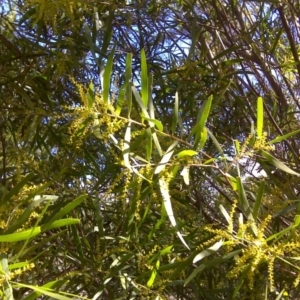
<box><xmin>236</xmin><ymin>177</ymin><xmax>252</xmax><ymax>219</ymax></box>
<box><xmin>0</xmin><ymin>227</ymin><xmax>41</xmax><ymax>242</ymax></box>
<box><xmin>4</xmin><ymin>197</ymin><xmax>47</xmax><ymax>234</ymax></box>
<box><xmin>143</xmin><ymin>117</ymin><xmax>163</xmax><ymax>132</ymax></box>
<box><xmin>141</xmin><ymin>48</ymin><xmax>148</xmax><ymax>106</ymax></box>
<box><xmin>198</xmin><ymin>126</ymin><xmax>208</xmax><ymax>149</ymax></box>
<box><xmin>159</xmin><ymin>178</ymin><xmax>190</xmax><ymax>250</ymax></box>
<box><xmin>172</xmin><ymin>92</ymin><xmax>179</xmax><ymax>135</ymax></box>
<box><xmin>224</xmin><ymin>173</ymin><xmax>237</xmax><ymax>191</ymax></box>
<box><xmin>147</xmin><ymin>260</ymin><xmax>160</xmax><ymax>288</ymax></box>
<box><xmin>12</xmin><ymin>282</ymin><xmax>74</xmax><ymax>300</ymax></box>
<box><xmin>116</xmin><ymin>53</ymin><xmax>132</xmax><ymax>116</ymax></box>
<box><xmin>87</xmin><ymin>81</ymin><xmax>95</xmax><ymax>109</ymax></box>
<box><xmin>253</xmin><ymin>181</ymin><xmax>264</xmax><ymax>220</ymax></box>
<box><xmin>261</xmin><ymin>150</ymin><xmax>300</xmax><ymax>176</ymax></box>
<box><xmin>154</xmin><ymin>142</ymin><xmax>177</xmax><ymax>175</ymax></box>
<box><xmin>1</xmin><ymin>173</ymin><xmax>35</xmax><ymax>204</ymax></box>
<box><xmin>160</xmin><ymin>245</ymin><xmax>173</xmax><ymax>256</ymax></box>
<box><xmin>146</xmin><ymin>128</ymin><xmax>152</xmax><ymax>162</ymax></box>
<box><xmin>123</xmin><ymin>122</ymin><xmax>131</xmax><ymax>169</ymax></box>
<box><xmin>22</xmin><ymin>280</ymin><xmax>69</xmax><ymax>300</ymax></box>
<box><xmin>177</xmin><ymin>150</ymin><xmax>197</xmax><ymax>159</ymax></box>
<box><xmin>43</xmin><ymin>195</ymin><xmax>86</xmax><ymax>230</ymax></box>
<box><xmin>206</xmin><ymin>128</ymin><xmax>224</xmax><ymax>156</ymax></box>
<box><xmin>103</xmin><ymin>47</ymin><xmax>115</xmax><ymax>105</ymax></box>
<box><xmin>268</xmin><ymin>129</ymin><xmax>300</xmax><ymax>144</ymax></box>
<box><xmin>41</xmin><ymin>219</ymin><xmax>80</xmax><ymax>231</ymax></box>
<box><xmin>257</xmin><ymin>97</ymin><xmax>264</xmax><ymax>138</ymax></box>
<box><xmin>191</xmin><ymin>95</ymin><xmax>213</xmax><ymax>149</ymax></box>
<box><xmin>83</xmin><ymin>21</ymin><xmax>100</xmax><ymax>68</ymax></box>
<box><xmin>234</xmin><ymin>139</ymin><xmax>240</xmax><ymax>155</ymax></box>
<box><xmin>219</xmin><ymin>205</ymin><xmax>231</xmax><ymax>225</ymax></box>
<box><xmin>131</xmin><ymin>84</ymin><xmax>162</xmax><ymax>156</ymax></box>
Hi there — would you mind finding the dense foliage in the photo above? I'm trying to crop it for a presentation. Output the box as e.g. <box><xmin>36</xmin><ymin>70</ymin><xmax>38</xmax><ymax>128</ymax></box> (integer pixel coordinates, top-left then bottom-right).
<box><xmin>1</xmin><ymin>0</ymin><xmax>300</xmax><ymax>299</ymax></box>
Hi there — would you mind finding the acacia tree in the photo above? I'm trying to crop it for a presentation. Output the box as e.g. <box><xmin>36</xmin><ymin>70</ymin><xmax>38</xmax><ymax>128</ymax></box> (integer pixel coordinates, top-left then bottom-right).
<box><xmin>1</xmin><ymin>0</ymin><xmax>300</xmax><ymax>299</ymax></box>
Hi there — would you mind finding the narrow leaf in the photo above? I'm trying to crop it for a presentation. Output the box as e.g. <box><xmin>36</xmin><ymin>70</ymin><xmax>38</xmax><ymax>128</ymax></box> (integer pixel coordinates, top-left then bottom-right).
<box><xmin>268</xmin><ymin>129</ymin><xmax>300</xmax><ymax>144</ymax></box>
<box><xmin>177</xmin><ymin>150</ymin><xmax>197</xmax><ymax>159</ymax></box>
<box><xmin>143</xmin><ymin>117</ymin><xmax>163</xmax><ymax>132</ymax></box>
<box><xmin>193</xmin><ymin>240</ymin><xmax>223</xmax><ymax>263</ymax></box>
<box><xmin>236</xmin><ymin>177</ymin><xmax>252</xmax><ymax>219</ymax></box>
<box><xmin>253</xmin><ymin>181</ymin><xmax>264</xmax><ymax>220</ymax></box>
<box><xmin>172</xmin><ymin>92</ymin><xmax>179</xmax><ymax>135</ymax></box>
<box><xmin>87</xmin><ymin>81</ymin><xmax>95</xmax><ymax>109</ymax></box>
<box><xmin>261</xmin><ymin>150</ymin><xmax>300</xmax><ymax>176</ymax></box>
<box><xmin>103</xmin><ymin>48</ymin><xmax>115</xmax><ymax>105</ymax></box>
<box><xmin>0</xmin><ymin>227</ymin><xmax>41</xmax><ymax>242</ymax></box>
<box><xmin>44</xmin><ymin>195</ymin><xmax>86</xmax><ymax>228</ymax></box>
<box><xmin>12</xmin><ymin>282</ymin><xmax>74</xmax><ymax>300</ymax></box>
<box><xmin>141</xmin><ymin>49</ymin><xmax>148</xmax><ymax>106</ymax></box>
<box><xmin>41</xmin><ymin>219</ymin><xmax>80</xmax><ymax>231</ymax></box>
<box><xmin>219</xmin><ymin>205</ymin><xmax>231</xmax><ymax>224</ymax></box>
<box><xmin>155</xmin><ymin>151</ymin><xmax>174</xmax><ymax>175</ymax></box>
<box><xmin>257</xmin><ymin>97</ymin><xmax>264</xmax><ymax>138</ymax></box>
<box><xmin>123</xmin><ymin>122</ymin><xmax>131</xmax><ymax>169</ymax></box>
<box><xmin>159</xmin><ymin>178</ymin><xmax>190</xmax><ymax>249</ymax></box>
<box><xmin>180</xmin><ymin>166</ymin><xmax>190</xmax><ymax>185</ymax></box>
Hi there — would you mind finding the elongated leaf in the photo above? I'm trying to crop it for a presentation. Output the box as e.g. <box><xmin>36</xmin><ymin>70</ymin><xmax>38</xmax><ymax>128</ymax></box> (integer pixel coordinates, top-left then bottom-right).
<box><xmin>268</xmin><ymin>129</ymin><xmax>300</xmax><ymax>144</ymax></box>
<box><xmin>146</xmin><ymin>127</ymin><xmax>152</xmax><ymax>162</ymax></box>
<box><xmin>103</xmin><ymin>48</ymin><xmax>115</xmax><ymax>105</ymax></box>
<box><xmin>0</xmin><ymin>227</ymin><xmax>41</xmax><ymax>242</ymax></box>
<box><xmin>180</xmin><ymin>166</ymin><xmax>190</xmax><ymax>185</ymax></box>
<box><xmin>143</xmin><ymin>117</ymin><xmax>163</xmax><ymax>132</ymax></box>
<box><xmin>191</xmin><ymin>95</ymin><xmax>213</xmax><ymax>137</ymax></box>
<box><xmin>172</xmin><ymin>92</ymin><xmax>179</xmax><ymax>135</ymax></box>
<box><xmin>206</xmin><ymin>128</ymin><xmax>224</xmax><ymax>156</ymax></box>
<box><xmin>147</xmin><ymin>261</ymin><xmax>159</xmax><ymax>288</ymax></box>
<box><xmin>261</xmin><ymin>150</ymin><xmax>300</xmax><ymax>176</ymax></box>
<box><xmin>193</xmin><ymin>240</ymin><xmax>223</xmax><ymax>263</ymax></box>
<box><xmin>219</xmin><ymin>205</ymin><xmax>231</xmax><ymax>224</ymax></box>
<box><xmin>4</xmin><ymin>198</ymin><xmax>48</xmax><ymax>234</ymax></box>
<box><xmin>131</xmin><ymin>84</ymin><xmax>149</xmax><ymax>118</ymax></box>
<box><xmin>12</xmin><ymin>282</ymin><xmax>74</xmax><ymax>300</ymax></box>
<box><xmin>141</xmin><ymin>49</ymin><xmax>148</xmax><ymax>106</ymax></box>
<box><xmin>155</xmin><ymin>151</ymin><xmax>174</xmax><ymax>174</ymax></box>
<box><xmin>0</xmin><ymin>253</ymin><xmax>12</xmax><ymax>300</ymax></box>
<box><xmin>236</xmin><ymin>177</ymin><xmax>252</xmax><ymax>219</ymax></box>
<box><xmin>22</xmin><ymin>280</ymin><xmax>69</xmax><ymax>300</ymax></box>
<box><xmin>44</xmin><ymin>195</ymin><xmax>86</xmax><ymax>228</ymax></box>
<box><xmin>116</xmin><ymin>53</ymin><xmax>132</xmax><ymax>116</ymax></box>
<box><xmin>83</xmin><ymin>21</ymin><xmax>99</xmax><ymax>68</ymax></box>
<box><xmin>131</xmin><ymin>85</ymin><xmax>162</xmax><ymax>155</ymax></box>
<box><xmin>198</xmin><ymin>126</ymin><xmax>208</xmax><ymax>149</ymax></box>
<box><xmin>87</xmin><ymin>81</ymin><xmax>95</xmax><ymax>109</ymax></box>
<box><xmin>159</xmin><ymin>178</ymin><xmax>190</xmax><ymax>249</ymax></box>
<box><xmin>253</xmin><ymin>181</ymin><xmax>264</xmax><ymax>220</ymax></box>
<box><xmin>41</xmin><ymin>218</ymin><xmax>80</xmax><ymax>231</ymax></box>
<box><xmin>257</xmin><ymin>97</ymin><xmax>264</xmax><ymax>138</ymax></box>
<box><xmin>123</xmin><ymin>122</ymin><xmax>131</xmax><ymax>169</ymax></box>
<box><xmin>177</xmin><ymin>150</ymin><xmax>197</xmax><ymax>158</ymax></box>
<box><xmin>1</xmin><ymin>173</ymin><xmax>35</xmax><ymax>203</ymax></box>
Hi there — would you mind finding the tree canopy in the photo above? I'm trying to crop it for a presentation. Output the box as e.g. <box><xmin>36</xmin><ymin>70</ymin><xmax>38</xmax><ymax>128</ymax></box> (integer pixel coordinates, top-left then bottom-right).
<box><xmin>1</xmin><ymin>0</ymin><xmax>300</xmax><ymax>299</ymax></box>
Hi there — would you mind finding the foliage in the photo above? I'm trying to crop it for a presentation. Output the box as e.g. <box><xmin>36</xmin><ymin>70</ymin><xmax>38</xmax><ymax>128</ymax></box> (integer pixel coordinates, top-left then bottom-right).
<box><xmin>1</xmin><ymin>0</ymin><xmax>300</xmax><ymax>299</ymax></box>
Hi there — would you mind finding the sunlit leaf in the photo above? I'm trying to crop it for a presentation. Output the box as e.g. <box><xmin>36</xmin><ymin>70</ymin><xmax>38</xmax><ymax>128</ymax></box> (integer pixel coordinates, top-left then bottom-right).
<box><xmin>159</xmin><ymin>178</ymin><xmax>190</xmax><ymax>250</ymax></box>
<box><xmin>177</xmin><ymin>150</ymin><xmax>197</xmax><ymax>158</ymax></box>
<box><xmin>193</xmin><ymin>240</ymin><xmax>223</xmax><ymax>263</ymax></box>
<box><xmin>257</xmin><ymin>97</ymin><xmax>263</xmax><ymax>138</ymax></box>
